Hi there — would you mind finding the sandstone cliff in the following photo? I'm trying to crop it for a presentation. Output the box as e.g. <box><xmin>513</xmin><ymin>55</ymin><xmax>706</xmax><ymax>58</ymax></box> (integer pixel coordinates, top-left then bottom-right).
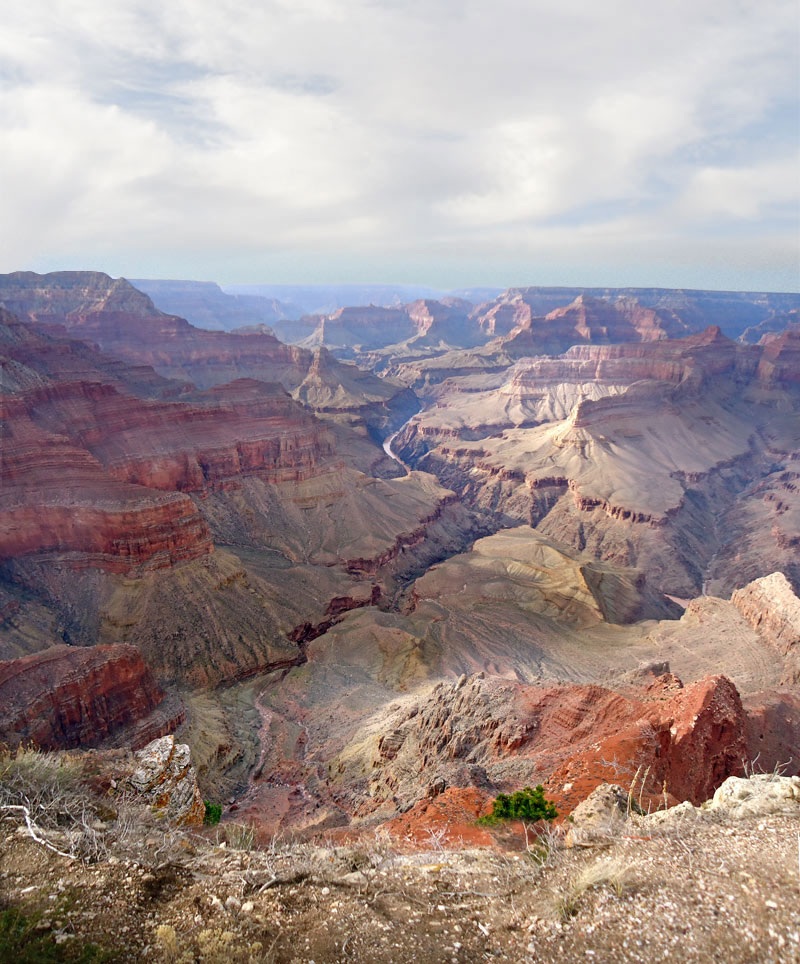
<box><xmin>0</xmin><ymin>644</ymin><xmax>180</xmax><ymax>751</ymax></box>
<box><xmin>731</xmin><ymin>572</ymin><xmax>800</xmax><ymax>681</ymax></box>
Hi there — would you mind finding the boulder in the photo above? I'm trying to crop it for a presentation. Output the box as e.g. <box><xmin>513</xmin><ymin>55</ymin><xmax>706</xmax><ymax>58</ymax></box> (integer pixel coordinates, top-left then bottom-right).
<box><xmin>129</xmin><ymin>735</ymin><xmax>205</xmax><ymax>826</ymax></box>
<box><xmin>704</xmin><ymin>773</ymin><xmax>800</xmax><ymax>819</ymax></box>
<box><xmin>639</xmin><ymin>773</ymin><xmax>800</xmax><ymax>828</ymax></box>
<box><xmin>566</xmin><ymin>784</ymin><xmax>629</xmax><ymax>845</ymax></box>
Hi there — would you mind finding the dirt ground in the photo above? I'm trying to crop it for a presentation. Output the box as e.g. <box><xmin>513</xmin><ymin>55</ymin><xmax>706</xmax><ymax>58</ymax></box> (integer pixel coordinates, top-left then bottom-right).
<box><xmin>1</xmin><ymin>809</ymin><xmax>799</xmax><ymax>964</ymax></box>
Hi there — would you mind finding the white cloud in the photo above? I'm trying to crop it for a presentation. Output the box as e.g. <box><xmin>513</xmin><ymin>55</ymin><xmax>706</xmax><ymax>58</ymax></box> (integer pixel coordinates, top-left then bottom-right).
<box><xmin>0</xmin><ymin>0</ymin><xmax>797</xmax><ymax>287</ymax></box>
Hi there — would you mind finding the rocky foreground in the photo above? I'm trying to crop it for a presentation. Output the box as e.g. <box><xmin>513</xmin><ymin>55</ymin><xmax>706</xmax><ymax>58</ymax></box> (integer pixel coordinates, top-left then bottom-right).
<box><xmin>0</xmin><ymin>753</ymin><xmax>798</xmax><ymax>964</ymax></box>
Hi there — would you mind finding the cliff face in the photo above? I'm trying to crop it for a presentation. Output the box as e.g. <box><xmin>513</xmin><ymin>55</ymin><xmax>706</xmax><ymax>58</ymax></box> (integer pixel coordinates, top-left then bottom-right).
<box><xmin>757</xmin><ymin>329</ymin><xmax>800</xmax><ymax>387</ymax></box>
<box><xmin>0</xmin><ymin>303</ymin><xmax>472</xmax><ymax>687</ymax></box>
<box><xmin>474</xmin><ymin>286</ymin><xmax>800</xmax><ymax>339</ymax></box>
<box><xmin>362</xmin><ymin>670</ymin><xmax>748</xmax><ymax>816</ymax></box>
<box><xmin>731</xmin><ymin>573</ymin><xmax>800</xmax><ymax>683</ymax></box>
<box><xmin>290</xmin><ymin>299</ymin><xmax>480</xmax><ymax>353</ymax></box>
<box><xmin>0</xmin><ymin>272</ymin><xmax>412</xmax><ymax>420</ymax></box>
<box><xmin>0</xmin><ymin>313</ymin><xmax>338</xmax><ymax>573</ymax></box>
<box><xmin>394</xmin><ymin>328</ymin><xmax>800</xmax><ymax>595</ymax></box>
<box><xmin>0</xmin><ymin>644</ymin><xmax>179</xmax><ymax>751</ymax></box>
<box><xmin>494</xmin><ymin>294</ymin><xmax>695</xmax><ymax>357</ymax></box>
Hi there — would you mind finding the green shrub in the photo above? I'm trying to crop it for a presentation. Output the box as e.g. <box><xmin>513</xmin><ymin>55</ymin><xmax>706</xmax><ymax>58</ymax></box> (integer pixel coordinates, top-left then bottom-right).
<box><xmin>203</xmin><ymin>801</ymin><xmax>222</xmax><ymax>826</ymax></box>
<box><xmin>478</xmin><ymin>785</ymin><xmax>558</xmax><ymax>825</ymax></box>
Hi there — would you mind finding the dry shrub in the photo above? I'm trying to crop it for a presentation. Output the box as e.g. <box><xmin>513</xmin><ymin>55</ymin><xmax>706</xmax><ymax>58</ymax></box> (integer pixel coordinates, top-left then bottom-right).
<box><xmin>223</xmin><ymin>822</ymin><xmax>255</xmax><ymax>852</ymax></box>
<box><xmin>155</xmin><ymin>924</ymin><xmax>267</xmax><ymax>964</ymax></box>
<box><xmin>553</xmin><ymin>857</ymin><xmax>636</xmax><ymax>920</ymax></box>
<box><xmin>0</xmin><ymin>745</ymin><xmax>108</xmax><ymax>860</ymax></box>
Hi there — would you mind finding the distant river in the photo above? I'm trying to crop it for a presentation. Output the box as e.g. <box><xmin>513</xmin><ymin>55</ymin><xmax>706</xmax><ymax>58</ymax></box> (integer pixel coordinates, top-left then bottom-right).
<box><xmin>382</xmin><ymin>415</ymin><xmax>415</xmax><ymax>467</ymax></box>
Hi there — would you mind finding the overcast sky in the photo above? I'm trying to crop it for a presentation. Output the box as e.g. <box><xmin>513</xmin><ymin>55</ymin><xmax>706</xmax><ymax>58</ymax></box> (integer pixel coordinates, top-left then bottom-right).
<box><xmin>2</xmin><ymin>1</ymin><xmax>798</xmax><ymax>290</ymax></box>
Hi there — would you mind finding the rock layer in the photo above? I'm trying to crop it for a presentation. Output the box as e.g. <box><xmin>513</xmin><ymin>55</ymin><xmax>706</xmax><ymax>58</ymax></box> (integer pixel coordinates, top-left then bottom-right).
<box><xmin>0</xmin><ymin>644</ymin><xmax>177</xmax><ymax>751</ymax></box>
<box><xmin>394</xmin><ymin>328</ymin><xmax>800</xmax><ymax>595</ymax></box>
<box><xmin>362</xmin><ymin>671</ymin><xmax>747</xmax><ymax>817</ymax></box>
<box><xmin>0</xmin><ymin>271</ymin><xmax>414</xmax><ymax>423</ymax></box>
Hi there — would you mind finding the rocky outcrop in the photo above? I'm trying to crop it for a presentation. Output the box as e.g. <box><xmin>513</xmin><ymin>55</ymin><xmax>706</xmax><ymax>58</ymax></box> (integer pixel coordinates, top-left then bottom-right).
<box><xmin>757</xmin><ymin>328</ymin><xmax>800</xmax><ymax>387</ymax></box>
<box><xmin>395</xmin><ymin>327</ymin><xmax>800</xmax><ymax>596</ymax></box>
<box><xmin>565</xmin><ymin>783</ymin><xmax>630</xmax><ymax>844</ymax></box>
<box><xmin>731</xmin><ymin>573</ymin><xmax>800</xmax><ymax>658</ymax></box>
<box><xmin>290</xmin><ymin>299</ymin><xmax>480</xmax><ymax>353</ymax></box>
<box><xmin>129</xmin><ymin>735</ymin><xmax>205</xmax><ymax>825</ymax></box>
<box><xmin>474</xmin><ymin>286</ymin><xmax>800</xmax><ymax>340</ymax></box>
<box><xmin>0</xmin><ymin>645</ymin><xmax>179</xmax><ymax>751</ymax></box>
<box><xmin>636</xmin><ymin>773</ymin><xmax>800</xmax><ymax>831</ymax></box>
<box><xmin>704</xmin><ymin>773</ymin><xmax>800</xmax><ymax>818</ymax></box>
<box><xmin>739</xmin><ymin>308</ymin><xmax>800</xmax><ymax>345</ymax></box>
<box><xmin>362</xmin><ymin>670</ymin><xmax>748</xmax><ymax>816</ymax></box>
<box><xmin>494</xmin><ymin>294</ymin><xmax>695</xmax><ymax>357</ymax></box>
<box><xmin>0</xmin><ymin>312</ymin><xmax>340</xmax><ymax>572</ymax></box>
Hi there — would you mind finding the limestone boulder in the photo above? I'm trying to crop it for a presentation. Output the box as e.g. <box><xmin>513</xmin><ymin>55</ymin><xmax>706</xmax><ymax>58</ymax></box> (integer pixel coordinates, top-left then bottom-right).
<box><xmin>567</xmin><ymin>784</ymin><xmax>629</xmax><ymax>845</ymax></box>
<box><xmin>129</xmin><ymin>734</ymin><xmax>205</xmax><ymax>826</ymax></box>
<box><xmin>704</xmin><ymin>773</ymin><xmax>800</xmax><ymax>819</ymax></box>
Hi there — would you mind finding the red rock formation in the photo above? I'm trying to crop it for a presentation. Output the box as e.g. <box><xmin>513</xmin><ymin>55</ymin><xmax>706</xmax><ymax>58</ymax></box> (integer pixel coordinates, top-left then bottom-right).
<box><xmin>757</xmin><ymin>329</ymin><xmax>800</xmax><ymax>386</ymax></box>
<box><xmin>0</xmin><ymin>311</ymin><xmax>335</xmax><ymax>572</ymax></box>
<box><xmin>742</xmin><ymin>691</ymin><xmax>800</xmax><ymax>772</ymax></box>
<box><xmin>548</xmin><ymin>673</ymin><xmax>748</xmax><ymax>808</ymax></box>
<box><xmin>0</xmin><ymin>644</ymin><xmax>180</xmax><ymax>751</ymax></box>
<box><xmin>368</xmin><ymin>671</ymin><xmax>748</xmax><ymax>818</ymax></box>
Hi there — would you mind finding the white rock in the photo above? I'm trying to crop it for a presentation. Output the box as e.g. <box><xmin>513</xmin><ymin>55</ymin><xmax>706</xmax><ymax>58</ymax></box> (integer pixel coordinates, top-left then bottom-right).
<box><xmin>707</xmin><ymin>774</ymin><xmax>800</xmax><ymax>819</ymax></box>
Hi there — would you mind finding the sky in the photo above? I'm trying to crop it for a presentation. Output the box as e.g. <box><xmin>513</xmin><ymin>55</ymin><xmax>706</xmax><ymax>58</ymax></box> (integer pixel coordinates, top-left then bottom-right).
<box><xmin>1</xmin><ymin>0</ymin><xmax>799</xmax><ymax>291</ymax></box>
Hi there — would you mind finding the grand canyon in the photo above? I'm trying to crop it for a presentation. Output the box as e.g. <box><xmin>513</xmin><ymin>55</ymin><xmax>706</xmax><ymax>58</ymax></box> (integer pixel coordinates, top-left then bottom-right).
<box><xmin>2</xmin><ymin>270</ymin><xmax>799</xmax><ymax>961</ymax></box>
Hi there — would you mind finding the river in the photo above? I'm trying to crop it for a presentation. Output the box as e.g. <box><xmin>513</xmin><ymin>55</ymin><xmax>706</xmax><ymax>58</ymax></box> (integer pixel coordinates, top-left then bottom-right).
<box><xmin>382</xmin><ymin>414</ymin><xmax>416</xmax><ymax>468</ymax></box>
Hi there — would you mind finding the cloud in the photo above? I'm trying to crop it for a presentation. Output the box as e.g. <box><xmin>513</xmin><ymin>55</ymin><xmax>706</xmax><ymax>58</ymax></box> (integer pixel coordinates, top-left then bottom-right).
<box><xmin>0</xmin><ymin>0</ymin><xmax>797</xmax><ymax>287</ymax></box>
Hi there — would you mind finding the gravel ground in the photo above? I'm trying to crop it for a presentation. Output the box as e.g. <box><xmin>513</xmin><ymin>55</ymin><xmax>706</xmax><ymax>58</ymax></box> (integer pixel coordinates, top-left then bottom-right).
<box><xmin>1</xmin><ymin>812</ymin><xmax>799</xmax><ymax>963</ymax></box>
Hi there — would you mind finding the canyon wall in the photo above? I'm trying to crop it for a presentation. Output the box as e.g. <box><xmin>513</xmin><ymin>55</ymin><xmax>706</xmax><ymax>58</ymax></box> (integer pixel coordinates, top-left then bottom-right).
<box><xmin>0</xmin><ymin>644</ymin><xmax>181</xmax><ymax>751</ymax></box>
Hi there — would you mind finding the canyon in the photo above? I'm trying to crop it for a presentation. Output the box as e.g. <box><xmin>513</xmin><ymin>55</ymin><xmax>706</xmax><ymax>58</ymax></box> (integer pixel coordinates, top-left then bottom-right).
<box><xmin>0</xmin><ymin>272</ymin><xmax>798</xmax><ymax>843</ymax></box>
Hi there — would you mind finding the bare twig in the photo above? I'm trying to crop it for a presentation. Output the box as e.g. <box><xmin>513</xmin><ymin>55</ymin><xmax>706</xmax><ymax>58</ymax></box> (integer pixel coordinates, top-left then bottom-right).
<box><xmin>1</xmin><ymin>803</ymin><xmax>76</xmax><ymax>859</ymax></box>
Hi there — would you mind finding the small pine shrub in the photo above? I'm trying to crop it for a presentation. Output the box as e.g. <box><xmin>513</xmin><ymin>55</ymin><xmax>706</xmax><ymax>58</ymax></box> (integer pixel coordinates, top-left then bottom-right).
<box><xmin>203</xmin><ymin>801</ymin><xmax>222</xmax><ymax>826</ymax></box>
<box><xmin>478</xmin><ymin>785</ymin><xmax>558</xmax><ymax>825</ymax></box>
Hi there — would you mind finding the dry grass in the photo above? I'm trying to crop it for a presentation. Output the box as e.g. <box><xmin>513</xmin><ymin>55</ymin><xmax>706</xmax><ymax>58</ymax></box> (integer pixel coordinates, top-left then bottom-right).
<box><xmin>553</xmin><ymin>856</ymin><xmax>636</xmax><ymax>920</ymax></box>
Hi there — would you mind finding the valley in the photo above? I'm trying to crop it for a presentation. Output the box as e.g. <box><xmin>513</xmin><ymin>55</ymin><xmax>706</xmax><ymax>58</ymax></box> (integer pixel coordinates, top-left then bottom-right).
<box><xmin>1</xmin><ymin>271</ymin><xmax>799</xmax><ymax>842</ymax></box>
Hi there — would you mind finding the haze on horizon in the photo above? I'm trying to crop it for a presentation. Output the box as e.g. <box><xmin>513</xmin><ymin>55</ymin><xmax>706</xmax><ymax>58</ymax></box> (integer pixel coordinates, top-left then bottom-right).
<box><xmin>1</xmin><ymin>1</ymin><xmax>798</xmax><ymax>292</ymax></box>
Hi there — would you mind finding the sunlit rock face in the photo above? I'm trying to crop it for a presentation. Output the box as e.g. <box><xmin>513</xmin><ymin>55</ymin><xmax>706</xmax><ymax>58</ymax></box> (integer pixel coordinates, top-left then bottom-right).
<box><xmin>393</xmin><ymin>328</ymin><xmax>800</xmax><ymax>597</ymax></box>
